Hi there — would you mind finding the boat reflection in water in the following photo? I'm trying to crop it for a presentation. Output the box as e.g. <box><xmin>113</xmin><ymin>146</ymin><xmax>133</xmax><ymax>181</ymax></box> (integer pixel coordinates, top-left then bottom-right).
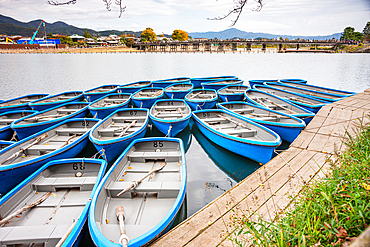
<box><xmin>191</xmin><ymin>125</ymin><xmax>261</xmax><ymax>182</ymax></box>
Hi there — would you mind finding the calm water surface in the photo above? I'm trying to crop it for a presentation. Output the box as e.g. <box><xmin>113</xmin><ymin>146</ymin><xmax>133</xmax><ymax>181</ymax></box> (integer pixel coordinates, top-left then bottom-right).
<box><xmin>1</xmin><ymin>52</ymin><xmax>369</xmax><ymax>219</ymax></box>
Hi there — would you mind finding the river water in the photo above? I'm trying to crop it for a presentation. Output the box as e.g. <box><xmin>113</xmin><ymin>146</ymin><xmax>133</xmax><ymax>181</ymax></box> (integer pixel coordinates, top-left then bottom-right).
<box><xmin>0</xmin><ymin>52</ymin><xmax>369</xmax><ymax>219</ymax></box>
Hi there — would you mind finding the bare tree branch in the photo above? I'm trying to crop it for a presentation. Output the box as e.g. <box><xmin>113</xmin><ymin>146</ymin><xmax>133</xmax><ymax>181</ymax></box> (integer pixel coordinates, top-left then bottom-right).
<box><xmin>46</xmin><ymin>0</ymin><xmax>77</xmax><ymax>6</ymax></box>
<box><xmin>209</xmin><ymin>0</ymin><xmax>264</xmax><ymax>26</ymax></box>
<box><xmin>115</xmin><ymin>0</ymin><xmax>127</xmax><ymax>18</ymax></box>
<box><xmin>103</xmin><ymin>0</ymin><xmax>112</xmax><ymax>11</ymax></box>
<box><xmin>46</xmin><ymin>0</ymin><xmax>126</xmax><ymax>18</ymax></box>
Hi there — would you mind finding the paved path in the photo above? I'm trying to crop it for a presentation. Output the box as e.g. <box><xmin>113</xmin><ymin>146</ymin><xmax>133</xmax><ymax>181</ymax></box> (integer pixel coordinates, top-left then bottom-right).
<box><xmin>151</xmin><ymin>88</ymin><xmax>370</xmax><ymax>247</ymax></box>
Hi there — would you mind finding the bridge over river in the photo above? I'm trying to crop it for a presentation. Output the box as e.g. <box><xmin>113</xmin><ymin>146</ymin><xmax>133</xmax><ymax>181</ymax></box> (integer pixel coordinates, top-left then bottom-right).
<box><xmin>133</xmin><ymin>40</ymin><xmax>343</xmax><ymax>53</ymax></box>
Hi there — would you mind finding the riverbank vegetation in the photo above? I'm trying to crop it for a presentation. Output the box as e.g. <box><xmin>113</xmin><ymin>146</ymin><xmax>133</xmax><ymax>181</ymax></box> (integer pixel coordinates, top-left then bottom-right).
<box><xmin>228</xmin><ymin>119</ymin><xmax>370</xmax><ymax>246</ymax></box>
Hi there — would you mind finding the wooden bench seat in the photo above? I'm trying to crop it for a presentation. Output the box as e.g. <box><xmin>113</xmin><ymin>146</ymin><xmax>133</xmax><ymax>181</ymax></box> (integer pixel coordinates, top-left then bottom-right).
<box><xmin>34</xmin><ymin>176</ymin><xmax>97</xmax><ymax>192</ymax></box>
<box><xmin>107</xmin><ymin>181</ymin><xmax>181</xmax><ymax>198</ymax></box>
<box><xmin>154</xmin><ymin>105</ymin><xmax>186</xmax><ymax>110</ymax></box>
<box><xmin>56</xmin><ymin>128</ymin><xmax>88</xmax><ymax>135</ymax></box>
<box><xmin>0</xmin><ymin>119</ymin><xmax>17</xmax><ymax>124</ymax></box>
<box><xmin>232</xmin><ymin>108</ymin><xmax>254</xmax><ymax>113</ymax></box>
<box><xmin>112</xmin><ymin>116</ymin><xmax>147</xmax><ymax>122</ymax></box>
<box><xmin>56</xmin><ymin>109</ymin><xmax>79</xmax><ymax>114</ymax></box>
<box><xmin>221</xmin><ymin>128</ymin><xmax>257</xmax><ymax>137</ymax></box>
<box><xmin>26</xmin><ymin>144</ymin><xmax>61</xmax><ymax>155</ymax></box>
<box><xmin>0</xmin><ymin>224</ymin><xmax>70</xmax><ymax>246</ymax></box>
<box><xmin>128</xmin><ymin>151</ymin><xmax>181</xmax><ymax>162</ymax></box>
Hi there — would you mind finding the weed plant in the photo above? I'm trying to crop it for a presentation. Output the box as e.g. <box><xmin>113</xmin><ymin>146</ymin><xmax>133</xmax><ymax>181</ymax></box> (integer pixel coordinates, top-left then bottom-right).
<box><xmin>228</xmin><ymin>121</ymin><xmax>370</xmax><ymax>246</ymax></box>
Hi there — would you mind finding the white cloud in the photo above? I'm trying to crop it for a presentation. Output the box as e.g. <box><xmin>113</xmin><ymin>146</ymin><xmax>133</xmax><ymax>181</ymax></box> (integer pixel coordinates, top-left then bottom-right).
<box><xmin>0</xmin><ymin>0</ymin><xmax>369</xmax><ymax>35</ymax></box>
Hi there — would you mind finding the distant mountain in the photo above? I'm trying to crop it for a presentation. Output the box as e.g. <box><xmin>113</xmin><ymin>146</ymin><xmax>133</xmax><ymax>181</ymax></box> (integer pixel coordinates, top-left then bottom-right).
<box><xmin>0</xmin><ymin>14</ymin><xmax>341</xmax><ymax>40</ymax></box>
<box><xmin>0</xmin><ymin>14</ymin><xmax>139</xmax><ymax>37</ymax></box>
<box><xmin>189</xmin><ymin>28</ymin><xmax>341</xmax><ymax>40</ymax></box>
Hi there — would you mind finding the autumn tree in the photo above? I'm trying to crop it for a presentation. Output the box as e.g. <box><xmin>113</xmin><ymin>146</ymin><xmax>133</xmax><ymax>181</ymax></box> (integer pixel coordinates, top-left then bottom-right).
<box><xmin>141</xmin><ymin>28</ymin><xmax>157</xmax><ymax>42</ymax></box>
<box><xmin>125</xmin><ymin>38</ymin><xmax>135</xmax><ymax>47</ymax></box>
<box><xmin>171</xmin><ymin>30</ymin><xmax>189</xmax><ymax>41</ymax></box>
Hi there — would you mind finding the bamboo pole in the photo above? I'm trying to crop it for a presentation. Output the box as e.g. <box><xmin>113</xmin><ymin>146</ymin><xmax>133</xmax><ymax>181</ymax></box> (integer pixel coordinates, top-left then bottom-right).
<box><xmin>55</xmin><ymin>217</ymin><xmax>79</xmax><ymax>247</ymax></box>
<box><xmin>116</xmin><ymin>206</ymin><xmax>129</xmax><ymax>247</ymax></box>
<box><xmin>116</xmin><ymin>162</ymin><xmax>166</xmax><ymax>197</ymax></box>
<box><xmin>177</xmin><ymin>108</ymin><xmax>185</xmax><ymax>118</ymax></box>
<box><xmin>0</xmin><ymin>192</ymin><xmax>52</xmax><ymax>226</ymax></box>
<box><xmin>0</xmin><ymin>133</ymin><xmax>49</xmax><ymax>165</ymax></box>
<box><xmin>118</xmin><ymin>120</ymin><xmax>137</xmax><ymax>138</ymax></box>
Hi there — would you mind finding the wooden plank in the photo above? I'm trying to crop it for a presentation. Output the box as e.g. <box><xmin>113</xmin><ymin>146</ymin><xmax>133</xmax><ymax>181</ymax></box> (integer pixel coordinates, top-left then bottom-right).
<box><xmin>290</xmin><ymin>131</ymin><xmax>315</xmax><ymax>149</ymax></box>
<box><xmin>305</xmin><ymin>115</ymin><xmax>327</xmax><ymax>131</ymax></box>
<box><xmin>316</xmin><ymin>115</ymin><xmax>339</xmax><ymax>136</ymax></box>
<box><xmin>330</xmin><ymin>121</ymin><xmax>350</xmax><ymax>138</ymax></box>
<box><xmin>315</xmin><ymin>105</ymin><xmax>333</xmax><ymax>118</ymax></box>
<box><xmin>307</xmin><ymin>133</ymin><xmax>330</xmax><ymax>152</ymax></box>
<box><xmin>329</xmin><ymin>107</ymin><xmax>354</xmax><ymax>121</ymax></box>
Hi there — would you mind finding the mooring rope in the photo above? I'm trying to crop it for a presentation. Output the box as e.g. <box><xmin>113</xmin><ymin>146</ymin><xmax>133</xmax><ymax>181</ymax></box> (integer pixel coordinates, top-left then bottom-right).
<box><xmin>165</xmin><ymin>125</ymin><xmax>173</xmax><ymax>137</ymax></box>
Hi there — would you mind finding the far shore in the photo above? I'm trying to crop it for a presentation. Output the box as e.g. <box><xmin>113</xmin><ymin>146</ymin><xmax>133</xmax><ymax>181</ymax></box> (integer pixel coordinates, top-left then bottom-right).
<box><xmin>0</xmin><ymin>44</ymin><xmax>368</xmax><ymax>54</ymax></box>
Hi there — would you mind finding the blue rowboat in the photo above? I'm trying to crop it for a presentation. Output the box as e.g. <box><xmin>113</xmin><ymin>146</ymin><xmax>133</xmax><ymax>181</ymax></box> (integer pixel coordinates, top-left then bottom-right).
<box><xmin>164</xmin><ymin>83</ymin><xmax>194</xmax><ymax>99</ymax></box>
<box><xmin>132</xmin><ymin>87</ymin><xmax>164</xmax><ymax>108</ymax></box>
<box><xmin>0</xmin><ymin>158</ymin><xmax>107</xmax><ymax>247</ymax></box>
<box><xmin>29</xmin><ymin>91</ymin><xmax>84</xmax><ymax>111</ymax></box>
<box><xmin>279</xmin><ymin>81</ymin><xmax>355</xmax><ymax>98</ymax></box>
<box><xmin>184</xmin><ymin>89</ymin><xmax>218</xmax><ymax>111</ymax></box>
<box><xmin>254</xmin><ymin>84</ymin><xmax>328</xmax><ymax>113</ymax></box>
<box><xmin>280</xmin><ymin>79</ymin><xmax>307</xmax><ymax>84</ymax></box>
<box><xmin>89</xmin><ymin>137</ymin><xmax>187</xmax><ymax>247</ymax></box>
<box><xmin>118</xmin><ymin>81</ymin><xmax>152</xmax><ymax>94</ymax></box>
<box><xmin>217</xmin><ymin>85</ymin><xmax>250</xmax><ymax>102</ymax></box>
<box><xmin>150</xmin><ymin>99</ymin><xmax>191</xmax><ymax>137</ymax></box>
<box><xmin>217</xmin><ymin>101</ymin><xmax>306</xmax><ymax>143</ymax></box>
<box><xmin>190</xmin><ymin>76</ymin><xmax>238</xmax><ymax>88</ymax></box>
<box><xmin>151</xmin><ymin>77</ymin><xmax>190</xmax><ymax>88</ymax></box>
<box><xmin>11</xmin><ymin>102</ymin><xmax>90</xmax><ymax>140</ymax></box>
<box><xmin>0</xmin><ymin>94</ymin><xmax>48</xmax><ymax>114</ymax></box>
<box><xmin>248</xmin><ymin>79</ymin><xmax>279</xmax><ymax>88</ymax></box>
<box><xmin>89</xmin><ymin>93</ymin><xmax>131</xmax><ymax>119</ymax></box>
<box><xmin>192</xmin><ymin>109</ymin><xmax>281</xmax><ymax>164</ymax></box>
<box><xmin>0</xmin><ymin>118</ymin><xmax>99</xmax><ymax>196</ymax></box>
<box><xmin>89</xmin><ymin>108</ymin><xmax>149</xmax><ymax>163</ymax></box>
<box><xmin>245</xmin><ymin>89</ymin><xmax>315</xmax><ymax>124</ymax></box>
<box><xmin>264</xmin><ymin>82</ymin><xmax>345</xmax><ymax>102</ymax></box>
<box><xmin>201</xmin><ymin>78</ymin><xmax>243</xmax><ymax>91</ymax></box>
<box><xmin>0</xmin><ymin>110</ymin><xmax>38</xmax><ymax>140</ymax></box>
<box><xmin>83</xmin><ymin>84</ymin><xmax>119</xmax><ymax>102</ymax></box>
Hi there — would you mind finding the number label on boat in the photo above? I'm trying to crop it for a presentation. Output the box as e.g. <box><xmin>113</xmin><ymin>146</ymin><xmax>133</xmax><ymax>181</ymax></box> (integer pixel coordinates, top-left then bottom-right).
<box><xmin>82</xmin><ymin>121</ymin><xmax>90</xmax><ymax>127</ymax></box>
<box><xmin>203</xmin><ymin>113</ymin><xmax>211</xmax><ymax>117</ymax></box>
<box><xmin>130</xmin><ymin>111</ymin><xmax>137</xmax><ymax>115</ymax></box>
<box><xmin>73</xmin><ymin>163</ymin><xmax>85</xmax><ymax>170</ymax></box>
<box><xmin>167</xmin><ymin>101</ymin><xmax>174</xmax><ymax>105</ymax></box>
<box><xmin>153</xmin><ymin>141</ymin><xmax>163</xmax><ymax>148</ymax></box>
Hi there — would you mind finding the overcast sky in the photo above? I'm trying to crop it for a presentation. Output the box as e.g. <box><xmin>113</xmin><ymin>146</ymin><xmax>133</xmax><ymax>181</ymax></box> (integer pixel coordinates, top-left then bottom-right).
<box><xmin>0</xmin><ymin>0</ymin><xmax>369</xmax><ymax>35</ymax></box>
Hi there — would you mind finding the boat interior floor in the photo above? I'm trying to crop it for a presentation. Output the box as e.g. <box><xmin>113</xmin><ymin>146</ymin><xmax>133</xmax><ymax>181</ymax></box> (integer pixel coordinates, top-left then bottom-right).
<box><xmin>99</xmin><ymin>148</ymin><xmax>182</xmax><ymax>242</ymax></box>
<box><xmin>0</xmin><ymin>186</ymin><xmax>94</xmax><ymax>247</ymax></box>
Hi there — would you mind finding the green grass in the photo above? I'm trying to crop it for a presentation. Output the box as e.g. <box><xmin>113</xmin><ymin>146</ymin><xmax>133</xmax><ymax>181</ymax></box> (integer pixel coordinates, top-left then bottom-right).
<box><xmin>228</xmin><ymin>120</ymin><xmax>370</xmax><ymax>247</ymax></box>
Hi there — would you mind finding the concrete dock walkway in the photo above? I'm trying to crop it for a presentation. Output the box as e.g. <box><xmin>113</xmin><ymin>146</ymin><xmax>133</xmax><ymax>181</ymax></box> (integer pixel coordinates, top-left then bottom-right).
<box><xmin>151</xmin><ymin>88</ymin><xmax>370</xmax><ymax>247</ymax></box>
